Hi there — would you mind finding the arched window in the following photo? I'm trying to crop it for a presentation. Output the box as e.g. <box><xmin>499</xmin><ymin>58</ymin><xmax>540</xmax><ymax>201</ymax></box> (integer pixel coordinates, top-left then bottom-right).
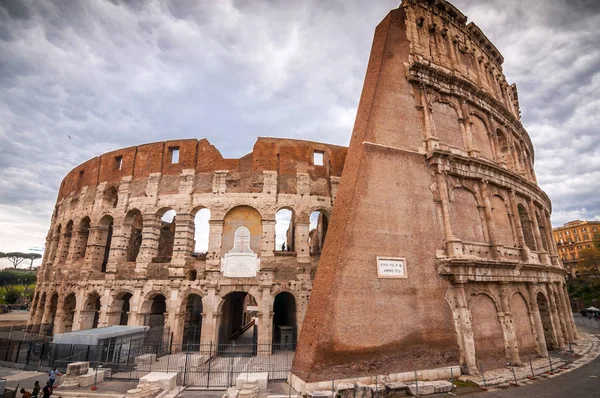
<box><xmin>490</xmin><ymin>195</ymin><xmax>515</xmax><ymax>247</ymax></box>
<box><xmin>193</xmin><ymin>208</ymin><xmax>210</xmax><ymax>257</ymax></box>
<box><xmin>124</xmin><ymin>209</ymin><xmax>143</xmax><ymax>262</ymax></box>
<box><xmin>157</xmin><ymin>209</ymin><xmax>176</xmax><ymax>258</ymax></box>
<box><xmin>104</xmin><ymin>186</ymin><xmax>119</xmax><ymax>208</ymax></box>
<box><xmin>495</xmin><ymin>129</ymin><xmax>514</xmax><ymax>170</ymax></box>
<box><xmin>309</xmin><ymin>210</ymin><xmax>329</xmax><ymax>256</ymax></box>
<box><xmin>58</xmin><ymin>221</ymin><xmax>73</xmax><ymax>264</ymax></box>
<box><xmin>98</xmin><ymin>215</ymin><xmax>114</xmax><ymax>272</ymax></box>
<box><xmin>518</xmin><ymin>204</ymin><xmax>536</xmax><ymax>250</ymax></box>
<box><xmin>62</xmin><ymin>293</ymin><xmax>77</xmax><ymax>333</ymax></box>
<box><xmin>275</xmin><ymin>208</ymin><xmax>294</xmax><ymax>252</ymax></box>
<box><xmin>536</xmin><ymin>212</ymin><xmax>549</xmax><ymax>251</ymax></box>
<box><xmin>75</xmin><ymin>217</ymin><xmax>91</xmax><ymax>260</ymax></box>
<box><xmin>221</xmin><ymin>206</ymin><xmax>262</xmax><ymax>256</ymax></box>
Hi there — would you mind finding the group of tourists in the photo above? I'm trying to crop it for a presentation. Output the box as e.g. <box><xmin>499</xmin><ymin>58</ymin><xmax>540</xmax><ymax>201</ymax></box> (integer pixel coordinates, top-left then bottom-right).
<box><xmin>19</xmin><ymin>367</ymin><xmax>60</xmax><ymax>398</ymax></box>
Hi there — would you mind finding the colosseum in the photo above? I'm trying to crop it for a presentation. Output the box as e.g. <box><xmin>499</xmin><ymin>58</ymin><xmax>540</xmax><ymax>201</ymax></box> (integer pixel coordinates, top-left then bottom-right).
<box><xmin>29</xmin><ymin>0</ymin><xmax>577</xmax><ymax>388</ymax></box>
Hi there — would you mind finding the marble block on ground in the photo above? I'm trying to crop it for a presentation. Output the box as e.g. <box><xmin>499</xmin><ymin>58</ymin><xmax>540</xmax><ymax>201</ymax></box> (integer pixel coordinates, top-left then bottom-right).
<box><xmin>306</xmin><ymin>391</ymin><xmax>332</xmax><ymax>397</ymax></box>
<box><xmin>66</xmin><ymin>361</ymin><xmax>89</xmax><ymax>376</ymax></box>
<box><xmin>406</xmin><ymin>382</ymin><xmax>435</xmax><ymax>396</ymax></box>
<box><xmin>139</xmin><ymin>372</ymin><xmax>178</xmax><ymax>391</ymax></box>
<box><xmin>431</xmin><ymin>380</ymin><xmax>453</xmax><ymax>393</ymax></box>
<box><xmin>236</xmin><ymin>372</ymin><xmax>269</xmax><ymax>391</ymax></box>
<box><xmin>78</xmin><ymin>369</ymin><xmax>108</xmax><ymax>387</ymax></box>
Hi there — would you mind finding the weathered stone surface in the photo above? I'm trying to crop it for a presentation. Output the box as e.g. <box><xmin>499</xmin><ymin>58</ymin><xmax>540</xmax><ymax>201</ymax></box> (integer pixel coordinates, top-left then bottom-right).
<box><xmin>236</xmin><ymin>373</ymin><xmax>269</xmax><ymax>391</ymax></box>
<box><xmin>66</xmin><ymin>361</ymin><xmax>89</xmax><ymax>376</ymax></box>
<box><xmin>406</xmin><ymin>382</ymin><xmax>435</xmax><ymax>396</ymax></box>
<box><xmin>431</xmin><ymin>380</ymin><xmax>453</xmax><ymax>393</ymax></box>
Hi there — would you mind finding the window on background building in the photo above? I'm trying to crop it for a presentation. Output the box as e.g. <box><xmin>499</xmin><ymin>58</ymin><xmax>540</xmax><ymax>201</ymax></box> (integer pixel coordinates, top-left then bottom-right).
<box><xmin>569</xmin><ymin>247</ymin><xmax>574</xmax><ymax>251</ymax></box>
<box><xmin>595</xmin><ymin>233</ymin><xmax>599</xmax><ymax>239</ymax></box>
<box><xmin>593</xmin><ymin>227</ymin><xmax>597</xmax><ymax>232</ymax></box>
<box><xmin>571</xmin><ymin>253</ymin><xmax>576</xmax><ymax>260</ymax></box>
<box><xmin>313</xmin><ymin>150</ymin><xmax>324</xmax><ymax>166</ymax></box>
<box><xmin>169</xmin><ymin>147</ymin><xmax>180</xmax><ymax>163</ymax></box>
<box><xmin>584</xmin><ymin>234</ymin><xmax>589</xmax><ymax>240</ymax></box>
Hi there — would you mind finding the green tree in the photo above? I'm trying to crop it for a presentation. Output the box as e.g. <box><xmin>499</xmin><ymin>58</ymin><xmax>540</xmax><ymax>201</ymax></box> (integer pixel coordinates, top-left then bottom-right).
<box><xmin>0</xmin><ymin>252</ymin><xmax>27</xmax><ymax>268</ymax></box>
<box><xmin>4</xmin><ymin>291</ymin><xmax>20</xmax><ymax>304</ymax></box>
<box><xmin>23</xmin><ymin>253</ymin><xmax>42</xmax><ymax>269</ymax></box>
<box><xmin>578</xmin><ymin>247</ymin><xmax>600</xmax><ymax>276</ymax></box>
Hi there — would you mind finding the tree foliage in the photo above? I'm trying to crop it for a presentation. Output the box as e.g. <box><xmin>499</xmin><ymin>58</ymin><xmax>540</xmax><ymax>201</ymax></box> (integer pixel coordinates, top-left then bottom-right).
<box><xmin>0</xmin><ymin>270</ymin><xmax>36</xmax><ymax>292</ymax></box>
<box><xmin>0</xmin><ymin>252</ymin><xmax>42</xmax><ymax>269</ymax></box>
<box><xmin>4</xmin><ymin>291</ymin><xmax>20</xmax><ymax>304</ymax></box>
<box><xmin>578</xmin><ymin>247</ymin><xmax>600</xmax><ymax>276</ymax></box>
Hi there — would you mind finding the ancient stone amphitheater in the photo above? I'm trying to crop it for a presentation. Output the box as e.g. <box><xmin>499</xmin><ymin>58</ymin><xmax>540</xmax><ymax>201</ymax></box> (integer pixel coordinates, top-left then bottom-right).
<box><xmin>29</xmin><ymin>0</ymin><xmax>577</xmax><ymax>384</ymax></box>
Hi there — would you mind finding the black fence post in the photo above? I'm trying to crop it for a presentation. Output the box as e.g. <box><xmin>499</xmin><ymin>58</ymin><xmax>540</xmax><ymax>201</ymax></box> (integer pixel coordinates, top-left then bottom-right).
<box><xmin>207</xmin><ymin>342</ymin><xmax>212</xmax><ymax>389</ymax></box>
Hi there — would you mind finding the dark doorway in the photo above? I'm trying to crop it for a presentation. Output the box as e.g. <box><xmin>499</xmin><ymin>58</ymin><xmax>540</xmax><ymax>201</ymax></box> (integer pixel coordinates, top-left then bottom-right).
<box><xmin>218</xmin><ymin>292</ymin><xmax>257</xmax><ymax>346</ymax></box>
<box><xmin>183</xmin><ymin>294</ymin><xmax>203</xmax><ymax>348</ymax></box>
<box><xmin>272</xmin><ymin>292</ymin><xmax>297</xmax><ymax>350</ymax></box>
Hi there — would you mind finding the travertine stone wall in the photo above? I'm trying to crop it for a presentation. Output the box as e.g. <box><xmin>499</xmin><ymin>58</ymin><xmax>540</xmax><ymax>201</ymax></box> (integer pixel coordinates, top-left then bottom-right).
<box><xmin>29</xmin><ymin>137</ymin><xmax>346</xmax><ymax>348</ymax></box>
<box><xmin>292</xmin><ymin>0</ymin><xmax>576</xmax><ymax>383</ymax></box>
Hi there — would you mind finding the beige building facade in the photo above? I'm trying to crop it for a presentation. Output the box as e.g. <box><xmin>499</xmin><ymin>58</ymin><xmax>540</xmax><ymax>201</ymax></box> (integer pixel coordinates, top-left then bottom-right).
<box><xmin>553</xmin><ymin>220</ymin><xmax>600</xmax><ymax>277</ymax></box>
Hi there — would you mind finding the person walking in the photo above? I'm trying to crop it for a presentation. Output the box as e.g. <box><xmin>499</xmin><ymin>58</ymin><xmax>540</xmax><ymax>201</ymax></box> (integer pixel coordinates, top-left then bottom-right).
<box><xmin>41</xmin><ymin>382</ymin><xmax>52</xmax><ymax>398</ymax></box>
<box><xmin>48</xmin><ymin>367</ymin><xmax>60</xmax><ymax>388</ymax></box>
<box><xmin>31</xmin><ymin>381</ymin><xmax>41</xmax><ymax>398</ymax></box>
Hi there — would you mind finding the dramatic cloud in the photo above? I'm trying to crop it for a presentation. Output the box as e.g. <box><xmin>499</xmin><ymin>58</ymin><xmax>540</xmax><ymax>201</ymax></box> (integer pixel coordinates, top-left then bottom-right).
<box><xmin>0</xmin><ymin>0</ymin><xmax>598</xmax><ymax>267</ymax></box>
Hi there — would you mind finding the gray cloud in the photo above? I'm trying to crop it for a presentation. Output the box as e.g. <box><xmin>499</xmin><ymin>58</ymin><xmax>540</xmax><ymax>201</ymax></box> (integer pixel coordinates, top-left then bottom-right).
<box><xmin>0</xmin><ymin>0</ymin><xmax>598</xmax><ymax>263</ymax></box>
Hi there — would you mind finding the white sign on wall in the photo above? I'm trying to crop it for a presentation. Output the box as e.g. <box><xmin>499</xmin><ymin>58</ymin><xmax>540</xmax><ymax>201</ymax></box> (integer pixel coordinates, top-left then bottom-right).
<box><xmin>221</xmin><ymin>227</ymin><xmax>260</xmax><ymax>277</ymax></box>
<box><xmin>377</xmin><ymin>257</ymin><xmax>407</xmax><ymax>279</ymax></box>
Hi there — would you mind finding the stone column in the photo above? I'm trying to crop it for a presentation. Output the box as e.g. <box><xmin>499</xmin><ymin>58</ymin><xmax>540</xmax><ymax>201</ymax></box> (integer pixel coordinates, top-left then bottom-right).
<box><xmin>206</xmin><ymin>220</ymin><xmax>224</xmax><ymax>268</ymax></box>
<box><xmin>72</xmin><ymin>289</ymin><xmax>87</xmax><ymax>331</ymax></box>
<box><xmin>261</xmin><ymin>219</ymin><xmax>276</xmax><ymax>259</ymax></box>
<box><xmin>128</xmin><ymin>284</ymin><xmax>144</xmax><ymax>326</ymax></box>
<box><xmin>543</xmin><ymin>212</ymin><xmax>561</xmax><ymax>266</ymax></box>
<box><xmin>452</xmin><ymin>283</ymin><xmax>478</xmax><ymax>374</ymax></box>
<box><xmin>56</xmin><ymin>231</ymin><xmax>72</xmax><ymax>266</ymax></box>
<box><xmin>527</xmin><ymin>200</ymin><xmax>548</xmax><ymax>264</ymax></box>
<box><xmin>98</xmin><ymin>285</ymin><xmax>112</xmax><ymax>327</ymax></box>
<box><xmin>137</xmin><ymin>213</ymin><xmax>160</xmax><ymax>262</ymax></box>
<box><xmin>173</xmin><ymin>212</ymin><xmax>194</xmax><ymax>261</ymax></box>
<box><xmin>527</xmin><ymin>283</ymin><xmax>548</xmax><ymax>357</ymax></box>
<box><xmin>555</xmin><ymin>283</ymin><xmax>575</xmax><ymax>343</ymax></box>
<box><xmin>436</xmin><ymin>172</ymin><xmax>463</xmax><ymax>256</ymax></box>
<box><xmin>562</xmin><ymin>284</ymin><xmax>579</xmax><ymax>340</ymax></box>
<box><xmin>508</xmin><ymin>190</ymin><xmax>529</xmax><ymax>261</ymax></box>
<box><xmin>499</xmin><ymin>284</ymin><xmax>521</xmax><ymax>365</ymax></box>
<box><xmin>201</xmin><ymin>287</ymin><xmax>218</xmax><ymax>345</ymax></box>
<box><xmin>295</xmin><ymin>221</ymin><xmax>311</xmax><ymax>264</ymax></box>
<box><xmin>548</xmin><ymin>285</ymin><xmax>566</xmax><ymax>350</ymax></box>
<box><xmin>418</xmin><ymin>88</ymin><xmax>439</xmax><ymax>151</ymax></box>
<box><xmin>107</xmin><ymin>220</ymin><xmax>128</xmax><ymax>268</ymax></box>
<box><xmin>480</xmin><ymin>181</ymin><xmax>502</xmax><ymax>258</ymax></box>
<box><xmin>52</xmin><ymin>294</ymin><xmax>67</xmax><ymax>334</ymax></box>
<box><xmin>257</xmin><ymin>287</ymin><xmax>273</xmax><ymax>345</ymax></box>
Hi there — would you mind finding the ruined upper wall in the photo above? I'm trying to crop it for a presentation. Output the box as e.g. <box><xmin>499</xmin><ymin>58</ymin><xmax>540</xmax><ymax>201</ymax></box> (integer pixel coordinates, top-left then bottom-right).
<box><xmin>57</xmin><ymin>138</ymin><xmax>348</xmax><ymax>201</ymax></box>
<box><xmin>403</xmin><ymin>0</ymin><xmax>521</xmax><ymax>121</ymax></box>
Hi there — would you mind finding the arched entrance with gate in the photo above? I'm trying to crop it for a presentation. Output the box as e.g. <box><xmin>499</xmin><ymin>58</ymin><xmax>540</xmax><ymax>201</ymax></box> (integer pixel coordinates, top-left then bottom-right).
<box><xmin>272</xmin><ymin>292</ymin><xmax>297</xmax><ymax>350</ymax></box>
<box><xmin>183</xmin><ymin>294</ymin><xmax>203</xmax><ymax>348</ymax></box>
<box><xmin>218</xmin><ymin>292</ymin><xmax>258</xmax><ymax>346</ymax></box>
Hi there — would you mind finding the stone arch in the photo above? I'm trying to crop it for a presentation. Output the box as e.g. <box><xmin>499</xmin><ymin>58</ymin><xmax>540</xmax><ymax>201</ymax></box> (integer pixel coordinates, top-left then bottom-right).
<box><xmin>141</xmin><ymin>292</ymin><xmax>168</xmax><ymax>330</ymax></box>
<box><xmin>535</xmin><ymin>211</ymin><xmax>549</xmax><ymax>252</ymax></box>
<box><xmin>450</xmin><ymin>187</ymin><xmax>486</xmax><ymax>243</ymax></box>
<box><xmin>517</xmin><ymin>204</ymin><xmax>536</xmax><ymax>250</ymax></box>
<box><xmin>510</xmin><ymin>292</ymin><xmax>537</xmax><ymax>357</ymax></box>
<box><xmin>191</xmin><ymin>206</ymin><xmax>210</xmax><ymax>256</ymax></box>
<box><xmin>74</xmin><ymin>217</ymin><xmax>91</xmax><ymax>260</ymax></box>
<box><xmin>50</xmin><ymin>224</ymin><xmax>61</xmax><ymax>262</ymax></box>
<box><xmin>157</xmin><ymin>208</ymin><xmax>176</xmax><ymax>259</ymax></box>
<box><xmin>309</xmin><ymin>209</ymin><xmax>330</xmax><ymax>256</ymax></box>
<box><xmin>109</xmin><ymin>291</ymin><xmax>133</xmax><ymax>326</ymax></box>
<box><xmin>96</xmin><ymin>215</ymin><xmax>114</xmax><ymax>272</ymax></box>
<box><xmin>104</xmin><ymin>186</ymin><xmax>119</xmax><ymax>208</ymax></box>
<box><xmin>61</xmin><ymin>293</ymin><xmax>77</xmax><ymax>333</ymax></box>
<box><xmin>495</xmin><ymin>129</ymin><xmax>514</xmax><ymax>170</ymax></box>
<box><xmin>431</xmin><ymin>99</ymin><xmax>465</xmax><ymax>150</ymax></box>
<box><xmin>43</xmin><ymin>292</ymin><xmax>59</xmax><ymax>336</ymax></box>
<box><xmin>221</xmin><ymin>205</ymin><xmax>262</xmax><ymax>256</ymax></box>
<box><xmin>124</xmin><ymin>209</ymin><xmax>143</xmax><ymax>262</ymax></box>
<box><xmin>470</xmin><ymin>292</ymin><xmax>506</xmax><ymax>368</ymax></box>
<box><xmin>181</xmin><ymin>293</ymin><xmax>204</xmax><ymax>347</ymax></box>
<box><xmin>58</xmin><ymin>220</ymin><xmax>74</xmax><ymax>264</ymax></box>
<box><xmin>470</xmin><ymin>114</ymin><xmax>494</xmax><ymax>160</ymax></box>
<box><xmin>536</xmin><ymin>292</ymin><xmax>558</xmax><ymax>350</ymax></box>
<box><xmin>81</xmin><ymin>291</ymin><xmax>101</xmax><ymax>330</ymax></box>
<box><xmin>275</xmin><ymin>207</ymin><xmax>295</xmax><ymax>252</ymax></box>
<box><xmin>272</xmin><ymin>291</ymin><xmax>297</xmax><ymax>350</ymax></box>
<box><xmin>490</xmin><ymin>195</ymin><xmax>515</xmax><ymax>246</ymax></box>
<box><xmin>217</xmin><ymin>291</ymin><xmax>258</xmax><ymax>346</ymax></box>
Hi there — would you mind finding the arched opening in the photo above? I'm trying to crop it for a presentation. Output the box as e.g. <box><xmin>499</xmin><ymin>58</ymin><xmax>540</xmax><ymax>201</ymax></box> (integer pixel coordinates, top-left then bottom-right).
<box><xmin>431</xmin><ymin>100</ymin><xmax>465</xmax><ymax>150</ymax></box>
<box><xmin>275</xmin><ymin>208</ymin><xmax>294</xmax><ymax>252</ymax></box>
<box><xmin>50</xmin><ymin>225</ymin><xmax>61</xmax><ymax>262</ymax></box>
<box><xmin>75</xmin><ymin>217</ymin><xmax>91</xmax><ymax>260</ymax></box>
<box><xmin>536</xmin><ymin>292</ymin><xmax>557</xmax><ymax>350</ymax></box>
<box><xmin>450</xmin><ymin>188</ymin><xmax>486</xmax><ymax>243</ymax></box>
<box><xmin>35</xmin><ymin>293</ymin><xmax>47</xmax><ymax>331</ymax></box>
<box><xmin>117</xmin><ymin>292</ymin><xmax>132</xmax><ymax>326</ymax></box>
<box><xmin>513</xmin><ymin>141</ymin><xmax>525</xmax><ymax>174</ymax></box>
<box><xmin>98</xmin><ymin>215</ymin><xmax>114</xmax><ymax>273</ymax></box>
<box><xmin>470</xmin><ymin>294</ymin><xmax>506</xmax><ymax>368</ymax></box>
<box><xmin>470</xmin><ymin>115</ymin><xmax>493</xmax><ymax>160</ymax></box>
<box><xmin>222</xmin><ymin>206</ymin><xmax>262</xmax><ymax>255</ymax></box>
<box><xmin>59</xmin><ymin>221</ymin><xmax>73</xmax><ymax>264</ymax></box>
<box><xmin>193</xmin><ymin>208</ymin><xmax>210</xmax><ymax>257</ymax></box>
<box><xmin>182</xmin><ymin>294</ymin><xmax>203</xmax><ymax>348</ymax></box>
<box><xmin>510</xmin><ymin>293</ymin><xmax>537</xmax><ymax>357</ymax></box>
<box><xmin>43</xmin><ymin>293</ymin><xmax>59</xmax><ymax>336</ymax></box>
<box><xmin>124</xmin><ymin>210</ymin><xmax>143</xmax><ymax>262</ymax></box>
<box><xmin>518</xmin><ymin>204</ymin><xmax>536</xmax><ymax>250</ymax></box>
<box><xmin>490</xmin><ymin>195</ymin><xmax>515</xmax><ymax>247</ymax></box>
<box><xmin>143</xmin><ymin>294</ymin><xmax>167</xmax><ymax>330</ymax></box>
<box><xmin>81</xmin><ymin>292</ymin><xmax>101</xmax><ymax>330</ymax></box>
<box><xmin>536</xmin><ymin>212</ymin><xmax>549</xmax><ymax>251</ymax></box>
<box><xmin>218</xmin><ymin>292</ymin><xmax>258</xmax><ymax>346</ymax></box>
<box><xmin>496</xmin><ymin>129</ymin><xmax>514</xmax><ymax>170</ymax></box>
<box><xmin>272</xmin><ymin>292</ymin><xmax>297</xmax><ymax>350</ymax></box>
<box><xmin>104</xmin><ymin>186</ymin><xmax>119</xmax><ymax>208</ymax></box>
<box><xmin>309</xmin><ymin>210</ymin><xmax>329</xmax><ymax>256</ymax></box>
<box><xmin>157</xmin><ymin>209</ymin><xmax>176</xmax><ymax>259</ymax></box>
<box><xmin>62</xmin><ymin>293</ymin><xmax>77</xmax><ymax>333</ymax></box>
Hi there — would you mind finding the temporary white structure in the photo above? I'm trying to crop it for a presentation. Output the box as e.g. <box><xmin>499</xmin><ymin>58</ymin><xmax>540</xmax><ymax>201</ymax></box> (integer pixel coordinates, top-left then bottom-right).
<box><xmin>585</xmin><ymin>306</ymin><xmax>600</xmax><ymax>312</ymax></box>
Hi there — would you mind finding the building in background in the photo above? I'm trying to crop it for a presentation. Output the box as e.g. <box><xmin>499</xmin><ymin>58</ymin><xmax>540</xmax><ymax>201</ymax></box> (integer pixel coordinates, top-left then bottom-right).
<box><xmin>554</xmin><ymin>220</ymin><xmax>600</xmax><ymax>277</ymax></box>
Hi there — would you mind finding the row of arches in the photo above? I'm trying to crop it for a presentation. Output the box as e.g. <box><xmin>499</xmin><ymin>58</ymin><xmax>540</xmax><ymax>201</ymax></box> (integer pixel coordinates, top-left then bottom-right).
<box><xmin>31</xmin><ymin>289</ymin><xmax>298</xmax><ymax>350</ymax></box>
<box><xmin>448</xmin><ymin>186</ymin><xmax>553</xmax><ymax>257</ymax></box>
<box><xmin>45</xmin><ymin>204</ymin><xmax>331</xmax><ymax>271</ymax></box>
<box><xmin>429</xmin><ymin>99</ymin><xmax>535</xmax><ymax>181</ymax></box>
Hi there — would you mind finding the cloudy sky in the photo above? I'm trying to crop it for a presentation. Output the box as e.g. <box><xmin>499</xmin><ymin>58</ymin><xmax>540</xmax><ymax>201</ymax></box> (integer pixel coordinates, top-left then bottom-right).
<box><xmin>1</xmin><ymin>0</ymin><xmax>599</xmax><ymax>267</ymax></box>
